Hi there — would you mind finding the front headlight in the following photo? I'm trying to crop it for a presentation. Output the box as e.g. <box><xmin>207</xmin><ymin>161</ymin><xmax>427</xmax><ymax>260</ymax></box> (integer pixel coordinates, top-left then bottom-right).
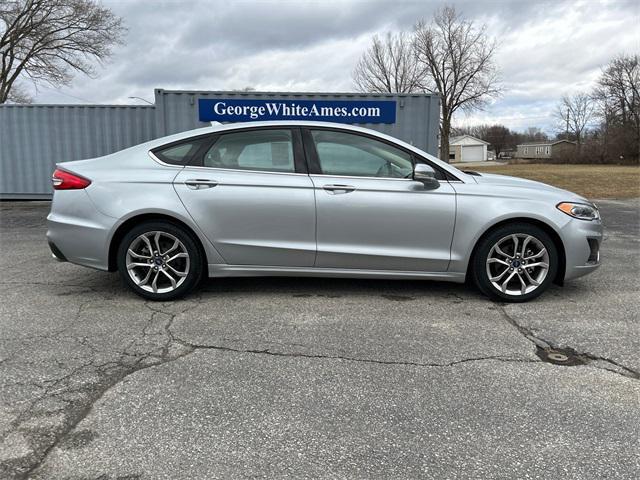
<box><xmin>557</xmin><ymin>202</ymin><xmax>600</xmax><ymax>221</ymax></box>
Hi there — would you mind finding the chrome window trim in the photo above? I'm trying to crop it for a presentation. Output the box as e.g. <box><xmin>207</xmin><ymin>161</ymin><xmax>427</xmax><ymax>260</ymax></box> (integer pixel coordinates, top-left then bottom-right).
<box><xmin>149</xmin><ymin>151</ymin><xmax>306</xmax><ymax>176</ymax></box>
<box><xmin>178</xmin><ymin>164</ymin><xmax>307</xmax><ymax>176</ymax></box>
<box><xmin>310</xmin><ymin>174</ymin><xmax>460</xmax><ymax>183</ymax></box>
<box><xmin>148</xmin><ymin>151</ymin><xmax>184</xmax><ymax>169</ymax></box>
<box><xmin>310</xmin><ymin>173</ymin><xmax>414</xmax><ymax>182</ymax></box>
<box><xmin>150</xmin><ymin>150</ymin><xmax>466</xmax><ymax>183</ymax></box>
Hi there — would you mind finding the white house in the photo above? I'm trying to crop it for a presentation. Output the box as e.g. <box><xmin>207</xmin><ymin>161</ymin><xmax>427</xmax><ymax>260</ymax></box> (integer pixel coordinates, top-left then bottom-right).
<box><xmin>449</xmin><ymin>135</ymin><xmax>489</xmax><ymax>163</ymax></box>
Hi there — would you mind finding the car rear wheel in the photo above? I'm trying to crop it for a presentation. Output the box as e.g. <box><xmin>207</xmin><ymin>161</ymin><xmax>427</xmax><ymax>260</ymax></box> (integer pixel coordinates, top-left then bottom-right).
<box><xmin>472</xmin><ymin>223</ymin><xmax>558</xmax><ymax>302</ymax></box>
<box><xmin>116</xmin><ymin>221</ymin><xmax>203</xmax><ymax>300</ymax></box>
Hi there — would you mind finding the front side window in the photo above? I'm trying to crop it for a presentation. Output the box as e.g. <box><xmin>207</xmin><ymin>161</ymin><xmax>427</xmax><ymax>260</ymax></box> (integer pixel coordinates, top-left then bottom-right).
<box><xmin>203</xmin><ymin>129</ymin><xmax>294</xmax><ymax>173</ymax></box>
<box><xmin>310</xmin><ymin>130</ymin><xmax>413</xmax><ymax>179</ymax></box>
<box><xmin>153</xmin><ymin>138</ymin><xmax>207</xmax><ymax>165</ymax></box>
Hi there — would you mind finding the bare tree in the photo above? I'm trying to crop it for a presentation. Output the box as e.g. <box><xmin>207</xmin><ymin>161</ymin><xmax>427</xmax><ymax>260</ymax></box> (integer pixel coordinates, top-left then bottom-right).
<box><xmin>353</xmin><ymin>32</ymin><xmax>425</xmax><ymax>93</ymax></box>
<box><xmin>0</xmin><ymin>0</ymin><xmax>125</xmax><ymax>103</ymax></box>
<box><xmin>469</xmin><ymin>124</ymin><xmax>489</xmax><ymax>140</ymax></box>
<box><xmin>483</xmin><ymin>124</ymin><xmax>510</xmax><ymax>158</ymax></box>
<box><xmin>414</xmin><ymin>6</ymin><xmax>501</xmax><ymax>161</ymax></box>
<box><xmin>453</xmin><ymin>123</ymin><xmax>512</xmax><ymax>157</ymax></box>
<box><xmin>3</xmin><ymin>81</ymin><xmax>31</xmax><ymax>102</ymax></box>
<box><xmin>593</xmin><ymin>54</ymin><xmax>639</xmax><ymax>161</ymax></box>
<box><xmin>523</xmin><ymin>127</ymin><xmax>548</xmax><ymax>142</ymax></box>
<box><xmin>553</xmin><ymin>93</ymin><xmax>594</xmax><ymax>148</ymax></box>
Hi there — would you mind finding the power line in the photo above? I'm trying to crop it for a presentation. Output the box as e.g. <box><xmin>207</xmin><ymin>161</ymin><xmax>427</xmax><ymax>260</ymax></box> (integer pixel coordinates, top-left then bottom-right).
<box><xmin>33</xmin><ymin>85</ymin><xmax>97</xmax><ymax>103</ymax></box>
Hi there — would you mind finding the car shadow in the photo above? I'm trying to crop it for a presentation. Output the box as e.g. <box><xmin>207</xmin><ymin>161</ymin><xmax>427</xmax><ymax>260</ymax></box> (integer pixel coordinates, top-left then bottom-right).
<box><xmin>199</xmin><ymin>275</ymin><xmax>483</xmax><ymax>301</ymax></box>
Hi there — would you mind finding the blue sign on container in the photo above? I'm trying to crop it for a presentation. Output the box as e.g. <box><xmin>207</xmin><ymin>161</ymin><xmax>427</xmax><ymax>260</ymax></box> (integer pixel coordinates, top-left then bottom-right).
<box><xmin>198</xmin><ymin>98</ymin><xmax>396</xmax><ymax>124</ymax></box>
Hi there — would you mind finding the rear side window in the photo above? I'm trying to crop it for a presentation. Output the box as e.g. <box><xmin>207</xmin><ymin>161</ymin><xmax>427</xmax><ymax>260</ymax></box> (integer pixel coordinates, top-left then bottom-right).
<box><xmin>153</xmin><ymin>138</ymin><xmax>207</xmax><ymax>165</ymax></box>
<box><xmin>203</xmin><ymin>129</ymin><xmax>294</xmax><ymax>173</ymax></box>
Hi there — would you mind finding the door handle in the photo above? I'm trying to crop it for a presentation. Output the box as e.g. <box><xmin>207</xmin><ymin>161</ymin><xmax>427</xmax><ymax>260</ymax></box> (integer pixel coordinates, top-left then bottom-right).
<box><xmin>323</xmin><ymin>184</ymin><xmax>356</xmax><ymax>194</ymax></box>
<box><xmin>184</xmin><ymin>179</ymin><xmax>218</xmax><ymax>190</ymax></box>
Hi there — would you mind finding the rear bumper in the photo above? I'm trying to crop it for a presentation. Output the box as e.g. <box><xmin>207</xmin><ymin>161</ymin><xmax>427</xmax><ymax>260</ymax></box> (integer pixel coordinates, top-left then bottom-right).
<box><xmin>48</xmin><ymin>240</ymin><xmax>68</xmax><ymax>262</ymax></box>
<box><xmin>46</xmin><ymin>190</ymin><xmax>115</xmax><ymax>271</ymax></box>
<box><xmin>561</xmin><ymin>217</ymin><xmax>603</xmax><ymax>281</ymax></box>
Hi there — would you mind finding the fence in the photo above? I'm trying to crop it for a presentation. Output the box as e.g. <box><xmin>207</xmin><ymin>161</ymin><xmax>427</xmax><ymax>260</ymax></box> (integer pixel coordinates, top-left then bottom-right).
<box><xmin>0</xmin><ymin>90</ymin><xmax>439</xmax><ymax>199</ymax></box>
<box><xmin>0</xmin><ymin>104</ymin><xmax>156</xmax><ymax>199</ymax></box>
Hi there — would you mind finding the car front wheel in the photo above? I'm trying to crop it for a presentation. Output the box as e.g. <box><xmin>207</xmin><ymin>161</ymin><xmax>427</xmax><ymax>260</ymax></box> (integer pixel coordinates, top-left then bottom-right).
<box><xmin>116</xmin><ymin>221</ymin><xmax>203</xmax><ymax>300</ymax></box>
<box><xmin>472</xmin><ymin>223</ymin><xmax>558</xmax><ymax>302</ymax></box>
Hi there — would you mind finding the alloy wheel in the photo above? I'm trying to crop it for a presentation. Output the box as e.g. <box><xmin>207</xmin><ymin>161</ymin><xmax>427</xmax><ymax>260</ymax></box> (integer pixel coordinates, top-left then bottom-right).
<box><xmin>485</xmin><ymin>233</ymin><xmax>550</xmax><ymax>296</ymax></box>
<box><xmin>125</xmin><ymin>231</ymin><xmax>190</xmax><ymax>294</ymax></box>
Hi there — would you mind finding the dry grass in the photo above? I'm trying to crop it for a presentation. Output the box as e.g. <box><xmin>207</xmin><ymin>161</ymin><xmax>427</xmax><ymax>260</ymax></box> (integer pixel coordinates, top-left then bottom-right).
<box><xmin>469</xmin><ymin>164</ymin><xmax>640</xmax><ymax>199</ymax></box>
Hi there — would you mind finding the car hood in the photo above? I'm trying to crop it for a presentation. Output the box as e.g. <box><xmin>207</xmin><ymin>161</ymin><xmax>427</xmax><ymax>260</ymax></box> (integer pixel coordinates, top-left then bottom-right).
<box><xmin>472</xmin><ymin>173</ymin><xmax>589</xmax><ymax>203</ymax></box>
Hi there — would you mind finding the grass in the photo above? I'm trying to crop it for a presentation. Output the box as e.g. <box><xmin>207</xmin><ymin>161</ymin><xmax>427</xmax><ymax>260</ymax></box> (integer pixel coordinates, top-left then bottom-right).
<box><xmin>468</xmin><ymin>164</ymin><xmax>640</xmax><ymax>199</ymax></box>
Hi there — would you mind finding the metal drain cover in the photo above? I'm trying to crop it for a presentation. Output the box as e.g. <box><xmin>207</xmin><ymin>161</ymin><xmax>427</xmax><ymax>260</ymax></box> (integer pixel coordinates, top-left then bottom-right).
<box><xmin>536</xmin><ymin>347</ymin><xmax>587</xmax><ymax>366</ymax></box>
<box><xmin>547</xmin><ymin>352</ymin><xmax>569</xmax><ymax>362</ymax></box>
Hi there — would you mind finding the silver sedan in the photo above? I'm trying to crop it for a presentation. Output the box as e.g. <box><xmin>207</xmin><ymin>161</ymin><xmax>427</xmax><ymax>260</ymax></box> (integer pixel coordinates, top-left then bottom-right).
<box><xmin>47</xmin><ymin>121</ymin><xmax>602</xmax><ymax>302</ymax></box>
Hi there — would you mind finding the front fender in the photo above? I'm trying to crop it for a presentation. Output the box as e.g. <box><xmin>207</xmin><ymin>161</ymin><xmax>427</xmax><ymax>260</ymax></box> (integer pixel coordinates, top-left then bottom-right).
<box><xmin>448</xmin><ymin>185</ymin><xmax>571</xmax><ymax>274</ymax></box>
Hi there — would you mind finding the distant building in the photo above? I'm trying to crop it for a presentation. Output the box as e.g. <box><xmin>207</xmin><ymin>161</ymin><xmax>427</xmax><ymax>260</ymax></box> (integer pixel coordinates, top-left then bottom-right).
<box><xmin>449</xmin><ymin>135</ymin><xmax>489</xmax><ymax>162</ymax></box>
<box><xmin>517</xmin><ymin>140</ymin><xmax>576</xmax><ymax>160</ymax></box>
<box><xmin>499</xmin><ymin>149</ymin><xmax>516</xmax><ymax>159</ymax></box>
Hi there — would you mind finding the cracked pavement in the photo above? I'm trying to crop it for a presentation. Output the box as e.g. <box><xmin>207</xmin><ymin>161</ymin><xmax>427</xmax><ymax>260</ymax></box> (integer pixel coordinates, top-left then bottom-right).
<box><xmin>0</xmin><ymin>199</ymin><xmax>638</xmax><ymax>479</ymax></box>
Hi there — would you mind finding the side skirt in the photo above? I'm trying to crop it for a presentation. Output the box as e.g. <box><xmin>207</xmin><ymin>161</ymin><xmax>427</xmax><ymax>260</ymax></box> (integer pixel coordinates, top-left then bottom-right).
<box><xmin>207</xmin><ymin>264</ymin><xmax>466</xmax><ymax>283</ymax></box>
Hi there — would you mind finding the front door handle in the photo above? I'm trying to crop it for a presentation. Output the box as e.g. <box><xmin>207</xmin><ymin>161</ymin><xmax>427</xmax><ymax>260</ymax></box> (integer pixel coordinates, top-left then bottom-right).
<box><xmin>185</xmin><ymin>179</ymin><xmax>218</xmax><ymax>190</ymax></box>
<box><xmin>323</xmin><ymin>184</ymin><xmax>356</xmax><ymax>194</ymax></box>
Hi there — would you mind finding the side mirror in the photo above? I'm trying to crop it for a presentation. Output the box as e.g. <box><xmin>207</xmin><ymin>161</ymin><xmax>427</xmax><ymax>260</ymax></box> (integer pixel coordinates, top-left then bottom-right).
<box><xmin>413</xmin><ymin>164</ymin><xmax>440</xmax><ymax>190</ymax></box>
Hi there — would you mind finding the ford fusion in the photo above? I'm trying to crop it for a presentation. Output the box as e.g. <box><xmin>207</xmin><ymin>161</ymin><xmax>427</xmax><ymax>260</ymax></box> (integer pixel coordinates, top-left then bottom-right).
<box><xmin>47</xmin><ymin>121</ymin><xmax>602</xmax><ymax>302</ymax></box>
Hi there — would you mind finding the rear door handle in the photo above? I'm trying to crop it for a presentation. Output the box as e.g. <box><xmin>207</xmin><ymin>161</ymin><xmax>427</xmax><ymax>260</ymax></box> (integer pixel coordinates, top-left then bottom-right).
<box><xmin>185</xmin><ymin>179</ymin><xmax>218</xmax><ymax>190</ymax></box>
<box><xmin>323</xmin><ymin>184</ymin><xmax>356</xmax><ymax>194</ymax></box>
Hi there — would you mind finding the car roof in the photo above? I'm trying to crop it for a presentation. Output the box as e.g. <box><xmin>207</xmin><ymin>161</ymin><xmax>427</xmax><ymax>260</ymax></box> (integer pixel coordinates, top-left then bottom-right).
<box><xmin>148</xmin><ymin>120</ymin><xmax>389</xmax><ymax>143</ymax></box>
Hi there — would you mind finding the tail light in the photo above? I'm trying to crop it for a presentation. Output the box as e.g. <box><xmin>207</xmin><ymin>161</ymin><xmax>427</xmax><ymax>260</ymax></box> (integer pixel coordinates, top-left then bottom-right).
<box><xmin>52</xmin><ymin>168</ymin><xmax>91</xmax><ymax>190</ymax></box>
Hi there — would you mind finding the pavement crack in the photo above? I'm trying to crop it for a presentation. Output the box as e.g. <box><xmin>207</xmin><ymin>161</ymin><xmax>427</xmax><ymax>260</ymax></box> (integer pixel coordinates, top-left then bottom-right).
<box><xmin>498</xmin><ymin>305</ymin><xmax>552</xmax><ymax>350</ymax></box>
<box><xmin>12</xmin><ymin>346</ymin><xmax>197</xmax><ymax>480</ymax></box>
<box><xmin>2</xmin><ymin>297</ymin><xmax>205</xmax><ymax>480</ymax></box>
<box><xmin>176</xmin><ymin>339</ymin><xmax>538</xmax><ymax>369</ymax></box>
<box><xmin>159</xmin><ymin>301</ymin><xmax>537</xmax><ymax>369</ymax></box>
<box><xmin>499</xmin><ymin>305</ymin><xmax>639</xmax><ymax>380</ymax></box>
<box><xmin>577</xmin><ymin>351</ymin><xmax>640</xmax><ymax>379</ymax></box>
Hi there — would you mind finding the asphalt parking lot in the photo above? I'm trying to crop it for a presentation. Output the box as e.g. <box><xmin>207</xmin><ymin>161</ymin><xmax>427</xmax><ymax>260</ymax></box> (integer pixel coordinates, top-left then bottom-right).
<box><xmin>1</xmin><ymin>199</ymin><xmax>639</xmax><ymax>479</ymax></box>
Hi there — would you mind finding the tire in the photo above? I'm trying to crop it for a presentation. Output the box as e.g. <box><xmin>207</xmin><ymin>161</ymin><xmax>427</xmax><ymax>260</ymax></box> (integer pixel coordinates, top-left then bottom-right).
<box><xmin>471</xmin><ymin>223</ymin><xmax>558</xmax><ymax>303</ymax></box>
<box><xmin>116</xmin><ymin>221</ymin><xmax>204</xmax><ymax>301</ymax></box>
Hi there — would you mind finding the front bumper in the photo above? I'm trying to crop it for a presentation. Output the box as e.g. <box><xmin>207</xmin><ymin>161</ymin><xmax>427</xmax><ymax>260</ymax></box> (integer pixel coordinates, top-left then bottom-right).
<box><xmin>561</xmin><ymin>217</ymin><xmax>603</xmax><ymax>281</ymax></box>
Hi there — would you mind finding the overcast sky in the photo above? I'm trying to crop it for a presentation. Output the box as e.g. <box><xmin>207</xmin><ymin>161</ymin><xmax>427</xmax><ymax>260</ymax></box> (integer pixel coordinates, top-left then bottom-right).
<box><xmin>25</xmin><ymin>0</ymin><xmax>639</xmax><ymax>133</ymax></box>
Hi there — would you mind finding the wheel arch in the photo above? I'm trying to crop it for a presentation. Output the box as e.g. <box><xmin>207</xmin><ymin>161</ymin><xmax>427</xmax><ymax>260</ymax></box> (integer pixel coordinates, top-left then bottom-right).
<box><xmin>466</xmin><ymin>217</ymin><xmax>566</xmax><ymax>286</ymax></box>
<box><xmin>108</xmin><ymin>213</ymin><xmax>208</xmax><ymax>273</ymax></box>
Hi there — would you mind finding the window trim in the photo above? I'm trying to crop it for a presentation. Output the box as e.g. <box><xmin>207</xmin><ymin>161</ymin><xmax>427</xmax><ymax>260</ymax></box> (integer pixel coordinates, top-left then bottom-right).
<box><xmin>301</xmin><ymin>127</ymin><xmax>459</xmax><ymax>182</ymax></box>
<box><xmin>149</xmin><ymin>125</ymin><xmax>461</xmax><ymax>182</ymax></box>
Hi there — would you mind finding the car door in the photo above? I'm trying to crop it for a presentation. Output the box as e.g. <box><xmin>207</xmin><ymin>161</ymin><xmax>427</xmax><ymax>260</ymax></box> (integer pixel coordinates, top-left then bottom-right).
<box><xmin>172</xmin><ymin>128</ymin><xmax>316</xmax><ymax>267</ymax></box>
<box><xmin>303</xmin><ymin>128</ymin><xmax>456</xmax><ymax>272</ymax></box>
